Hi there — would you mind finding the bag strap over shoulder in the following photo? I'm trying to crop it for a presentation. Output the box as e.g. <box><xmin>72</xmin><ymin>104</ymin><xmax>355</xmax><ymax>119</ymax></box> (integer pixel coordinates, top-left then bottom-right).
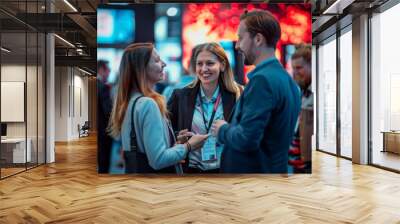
<box><xmin>238</xmin><ymin>84</ymin><xmax>244</xmax><ymax>95</ymax></box>
<box><xmin>130</xmin><ymin>96</ymin><xmax>144</xmax><ymax>152</ymax></box>
<box><xmin>127</xmin><ymin>95</ymin><xmax>180</xmax><ymax>174</ymax></box>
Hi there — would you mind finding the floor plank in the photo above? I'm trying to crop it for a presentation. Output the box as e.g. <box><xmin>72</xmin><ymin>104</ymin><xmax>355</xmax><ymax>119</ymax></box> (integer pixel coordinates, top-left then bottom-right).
<box><xmin>0</xmin><ymin>135</ymin><xmax>399</xmax><ymax>223</ymax></box>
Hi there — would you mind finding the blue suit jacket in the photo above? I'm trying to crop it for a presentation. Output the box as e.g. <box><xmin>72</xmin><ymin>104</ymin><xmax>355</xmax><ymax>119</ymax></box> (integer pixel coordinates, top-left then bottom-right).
<box><xmin>218</xmin><ymin>57</ymin><xmax>301</xmax><ymax>173</ymax></box>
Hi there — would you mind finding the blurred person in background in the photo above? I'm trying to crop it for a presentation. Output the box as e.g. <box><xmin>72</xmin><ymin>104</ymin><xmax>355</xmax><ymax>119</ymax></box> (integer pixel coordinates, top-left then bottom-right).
<box><xmin>97</xmin><ymin>60</ymin><xmax>113</xmax><ymax>173</ymax></box>
<box><xmin>288</xmin><ymin>44</ymin><xmax>313</xmax><ymax>173</ymax></box>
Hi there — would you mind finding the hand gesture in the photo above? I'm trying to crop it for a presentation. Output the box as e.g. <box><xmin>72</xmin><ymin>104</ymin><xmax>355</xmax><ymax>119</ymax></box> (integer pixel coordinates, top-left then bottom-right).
<box><xmin>211</xmin><ymin>120</ymin><xmax>227</xmax><ymax>137</ymax></box>
<box><xmin>187</xmin><ymin>134</ymin><xmax>209</xmax><ymax>150</ymax></box>
<box><xmin>176</xmin><ymin>129</ymin><xmax>194</xmax><ymax>144</ymax></box>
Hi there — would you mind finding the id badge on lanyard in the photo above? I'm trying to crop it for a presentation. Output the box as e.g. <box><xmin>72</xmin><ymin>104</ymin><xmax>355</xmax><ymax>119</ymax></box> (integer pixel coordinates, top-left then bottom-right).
<box><xmin>202</xmin><ymin>137</ymin><xmax>217</xmax><ymax>161</ymax></box>
<box><xmin>199</xmin><ymin>93</ymin><xmax>221</xmax><ymax>161</ymax></box>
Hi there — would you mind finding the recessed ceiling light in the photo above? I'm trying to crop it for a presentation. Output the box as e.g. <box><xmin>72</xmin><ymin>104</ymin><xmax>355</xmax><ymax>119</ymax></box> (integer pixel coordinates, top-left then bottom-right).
<box><xmin>1</xmin><ymin>47</ymin><xmax>11</xmax><ymax>53</ymax></box>
<box><xmin>322</xmin><ymin>0</ymin><xmax>354</xmax><ymax>15</ymax></box>
<box><xmin>78</xmin><ymin>67</ymin><xmax>92</xmax><ymax>76</ymax></box>
<box><xmin>54</xmin><ymin>34</ymin><xmax>75</xmax><ymax>48</ymax></box>
<box><xmin>63</xmin><ymin>0</ymin><xmax>78</xmax><ymax>12</ymax></box>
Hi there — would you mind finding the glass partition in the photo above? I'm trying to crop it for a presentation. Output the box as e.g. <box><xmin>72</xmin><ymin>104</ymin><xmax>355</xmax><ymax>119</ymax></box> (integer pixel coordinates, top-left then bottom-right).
<box><xmin>339</xmin><ymin>28</ymin><xmax>352</xmax><ymax>158</ymax></box>
<box><xmin>0</xmin><ymin>1</ymin><xmax>46</xmax><ymax>179</ymax></box>
<box><xmin>1</xmin><ymin>30</ymin><xmax>28</xmax><ymax>177</ymax></box>
<box><xmin>317</xmin><ymin>35</ymin><xmax>337</xmax><ymax>155</ymax></box>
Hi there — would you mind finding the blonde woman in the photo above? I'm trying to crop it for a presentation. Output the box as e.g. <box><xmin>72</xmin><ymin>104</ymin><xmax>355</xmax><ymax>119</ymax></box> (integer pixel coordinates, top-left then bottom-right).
<box><xmin>108</xmin><ymin>43</ymin><xmax>208</xmax><ymax>173</ymax></box>
<box><xmin>167</xmin><ymin>42</ymin><xmax>242</xmax><ymax>173</ymax></box>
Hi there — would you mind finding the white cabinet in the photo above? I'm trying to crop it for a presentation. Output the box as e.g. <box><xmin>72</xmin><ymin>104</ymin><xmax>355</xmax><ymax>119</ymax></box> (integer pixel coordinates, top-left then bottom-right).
<box><xmin>1</xmin><ymin>138</ymin><xmax>32</xmax><ymax>163</ymax></box>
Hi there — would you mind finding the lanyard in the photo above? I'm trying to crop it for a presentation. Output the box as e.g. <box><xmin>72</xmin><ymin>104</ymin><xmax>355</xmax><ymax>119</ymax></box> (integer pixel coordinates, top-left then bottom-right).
<box><xmin>198</xmin><ymin>92</ymin><xmax>221</xmax><ymax>133</ymax></box>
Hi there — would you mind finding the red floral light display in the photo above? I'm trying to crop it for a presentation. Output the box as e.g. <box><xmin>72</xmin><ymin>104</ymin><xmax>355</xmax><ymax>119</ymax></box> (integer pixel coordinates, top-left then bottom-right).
<box><xmin>182</xmin><ymin>3</ymin><xmax>311</xmax><ymax>78</ymax></box>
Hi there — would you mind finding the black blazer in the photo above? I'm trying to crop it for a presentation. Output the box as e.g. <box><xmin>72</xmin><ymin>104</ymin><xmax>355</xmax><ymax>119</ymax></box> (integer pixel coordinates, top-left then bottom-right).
<box><xmin>167</xmin><ymin>82</ymin><xmax>237</xmax><ymax>171</ymax></box>
<box><xmin>167</xmin><ymin>82</ymin><xmax>237</xmax><ymax>134</ymax></box>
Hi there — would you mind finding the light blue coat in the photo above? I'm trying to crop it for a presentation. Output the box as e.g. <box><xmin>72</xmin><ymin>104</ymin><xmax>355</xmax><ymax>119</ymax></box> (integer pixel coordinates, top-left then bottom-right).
<box><xmin>120</xmin><ymin>93</ymin><xmax>187</xmax><ymax>170</ymax></box>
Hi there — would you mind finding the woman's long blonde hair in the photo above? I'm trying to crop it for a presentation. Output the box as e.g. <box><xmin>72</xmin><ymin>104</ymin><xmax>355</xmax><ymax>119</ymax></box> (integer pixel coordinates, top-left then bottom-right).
<box><xmin>108</xmin><ymin>43</ymin><xmax>168</xmax><ymax>138</ymax></box>
<box><xmin>188</xmin><ymin>42</ymin><xmax>241</xmax><ymax>98</ymax></box>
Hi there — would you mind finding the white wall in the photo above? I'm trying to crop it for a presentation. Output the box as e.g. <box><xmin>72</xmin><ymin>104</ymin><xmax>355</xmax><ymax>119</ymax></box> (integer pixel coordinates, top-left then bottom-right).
<box><xmin>1</xmin><ymin>65</ymin><xmax>38</xmax><ymax>138</ymax></box>
<box><xmin>1</xmin><ymin>65</ymin><xmax>26</xmax><ymax>136</ymax></box>
<box><xmin>1</xmin><ymin>65</ymin><xmax>26</xmax><ymax>142</ymax></box>
<box><xmin>55</xmin><ymin>67</ymin><xmax>69</xmax><ymax>141</ymax></box>
<box><xmin>54</xmin><ymin>67</ymin><xmax>89</xmax><ymax>141</ymax></box>
<box><xmin>72</xmin><ymin>72</ymin><xmax>89</xmax><ymax>137</ymax></box>
<box><xmin>1</xmin><ymin>65</ymin><xmax>26</xmax><ymax>81</ymax></box>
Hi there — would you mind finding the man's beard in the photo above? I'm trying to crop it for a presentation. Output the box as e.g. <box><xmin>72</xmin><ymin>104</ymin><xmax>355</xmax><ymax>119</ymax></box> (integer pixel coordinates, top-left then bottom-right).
<box><xmin>242</xmin><ymin>51</ymin><xmax>255</xmax><ymax>66</ymax></box>
<box><xmin>295</xmin><ymin>77</ymin><xmax>311</xmax><ymax>90</ymax></box>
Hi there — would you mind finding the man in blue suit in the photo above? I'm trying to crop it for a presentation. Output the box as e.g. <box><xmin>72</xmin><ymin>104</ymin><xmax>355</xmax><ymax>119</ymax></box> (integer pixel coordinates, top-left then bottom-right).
<box><xmin>211</xmin><ymin>10</ymin><xmax>301</xmax><ymax>173</ymax></box>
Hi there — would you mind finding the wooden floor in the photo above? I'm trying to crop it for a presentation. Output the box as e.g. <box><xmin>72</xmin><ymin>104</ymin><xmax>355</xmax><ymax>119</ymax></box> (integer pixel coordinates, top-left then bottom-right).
<box><xmin>0</xmin><ymin>135</ymin><xmax>400</xmax><ymax>223</ymax></box>
<box><xmin>1</xmin><ymin>163</ymin><xmax>45</xmax><ymax>178</ymax></box>
<box><xmin>1</xmin><ymin>167</ymin><xmax>26</xmax><ymax>178</ymax></box>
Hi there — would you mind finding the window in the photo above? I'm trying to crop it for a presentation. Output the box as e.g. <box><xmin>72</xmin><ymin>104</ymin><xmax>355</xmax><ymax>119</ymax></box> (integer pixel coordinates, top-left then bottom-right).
<box><xmin>339</xmin><ymin>28</ymin><xmax>352</xmax><ymax>158</ymax></box>
<box><xmin>317</xmin><ymin>35</ymin><xmax>337</xmax><ymax>154</ymax></box>
<box><xmin>370</xmin><ymin>3</ymin><xmax>400</xmax><ymax>171</ymax></box>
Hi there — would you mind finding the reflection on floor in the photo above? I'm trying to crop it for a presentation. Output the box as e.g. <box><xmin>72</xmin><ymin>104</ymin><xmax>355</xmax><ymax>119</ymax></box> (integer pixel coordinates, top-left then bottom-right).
<box><xmin>0</xmin><ymin>163</ymin><xmax>41</xmax><ymax>178</ymax></box>
<box><xmin>373</xmin><ymin>150</ymin><xmax>400</xmax><ymax>171</ymax></box>
<box><xmin>0</xmin><ymin>167</ymin><xmax>25</xmax><ymax>177</ymax></box>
